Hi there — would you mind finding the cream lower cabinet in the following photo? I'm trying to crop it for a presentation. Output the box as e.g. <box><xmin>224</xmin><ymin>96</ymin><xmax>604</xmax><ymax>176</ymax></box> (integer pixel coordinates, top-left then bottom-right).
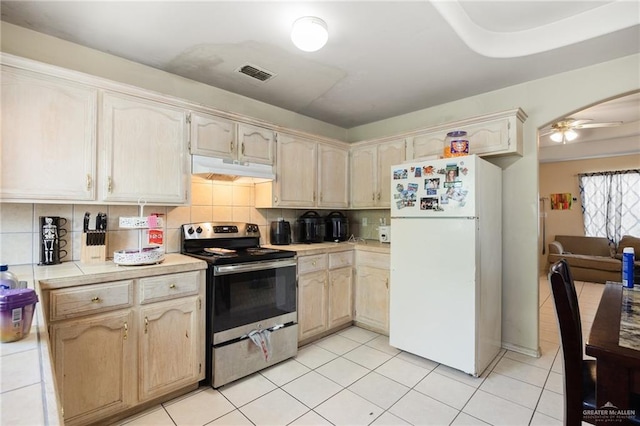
<box><xmin>51</xmin><ymin>309</ymin><xmax>135</xmax><ymax>425</ymax></box>
<box><xmin>46</xmin><ymin>270</ymin><xmax>204</xmax><ymax>426</ymax></box>
<box><xmin>297</xmin><ymin>251</ymin><xmax>353</xmax><ymax>343</ymax></box>
<box><xmin>139</xmin><ymin>296</ymin><xmax>201</xmax><ymax>401</ymax></box>
<box><xmin>354</xmin><ymin>251</ymin><xmax>390</xmax><ymax>334</ymax></box>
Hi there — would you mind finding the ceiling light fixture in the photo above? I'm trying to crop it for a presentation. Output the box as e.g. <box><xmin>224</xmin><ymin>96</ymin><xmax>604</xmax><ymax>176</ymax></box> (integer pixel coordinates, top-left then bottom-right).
<box><xmin>291</xmin><ymin>16</ymin><xmax>328</xmax><ymax>52</ymax></box>
<box><xmin>550</xmin><ymin>128</ymin><xmax>578</xmax><ymax>144</ymax></box>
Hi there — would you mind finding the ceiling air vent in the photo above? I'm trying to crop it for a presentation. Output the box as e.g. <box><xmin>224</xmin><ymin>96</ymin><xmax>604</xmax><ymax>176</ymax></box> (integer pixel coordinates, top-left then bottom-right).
<box><xmin>236</xmin><ymin>64</ymin><xmax>276</xmax><ymax>82</ymax></box>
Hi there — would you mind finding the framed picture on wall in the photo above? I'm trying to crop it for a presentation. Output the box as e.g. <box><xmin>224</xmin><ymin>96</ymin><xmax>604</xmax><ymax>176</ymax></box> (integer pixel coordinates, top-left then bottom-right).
<box><xmin>550</xmin><ymin>193</ymin><xmax>572</xmax><ymax>210</ymax></box>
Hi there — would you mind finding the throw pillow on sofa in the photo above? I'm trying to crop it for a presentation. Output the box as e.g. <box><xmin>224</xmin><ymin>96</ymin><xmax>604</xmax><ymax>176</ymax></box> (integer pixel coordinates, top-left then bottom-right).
<box><xmin>616</xmin><ymin>235</ymin><xmax>640</xmax><ymax>260</ymax></box>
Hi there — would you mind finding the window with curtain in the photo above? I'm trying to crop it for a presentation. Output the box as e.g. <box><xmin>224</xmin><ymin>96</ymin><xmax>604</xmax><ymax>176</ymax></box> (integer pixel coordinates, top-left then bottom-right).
<box><xmin>578</xmin><ymin>169</ymin><xmax>640</xmax><ymax>244</ymax></box>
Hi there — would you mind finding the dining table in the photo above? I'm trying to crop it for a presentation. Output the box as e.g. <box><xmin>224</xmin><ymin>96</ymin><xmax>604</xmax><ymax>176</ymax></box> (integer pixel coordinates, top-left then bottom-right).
<box><xmin>586</xmin><ymin>281</ymin><xmax>640</xmax><ymax>425</ymax></box>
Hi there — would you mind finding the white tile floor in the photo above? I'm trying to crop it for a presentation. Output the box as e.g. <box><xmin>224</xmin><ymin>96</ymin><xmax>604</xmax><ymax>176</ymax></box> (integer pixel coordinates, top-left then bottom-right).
<box><xmin>117</xmin><ymin>278</ymin><xmax>604</xmax><ymax>426</ymax></box>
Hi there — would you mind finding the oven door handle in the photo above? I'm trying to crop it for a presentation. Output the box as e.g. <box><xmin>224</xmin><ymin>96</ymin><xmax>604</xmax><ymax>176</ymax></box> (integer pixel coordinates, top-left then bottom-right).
<box><xmin>213</xmin><ymin>258</ymin><xmax>297</xmax><ymax>275</ymax></box>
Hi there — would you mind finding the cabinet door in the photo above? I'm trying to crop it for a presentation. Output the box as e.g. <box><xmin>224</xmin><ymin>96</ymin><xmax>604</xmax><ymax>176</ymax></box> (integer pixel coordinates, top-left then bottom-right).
<box><xmin>189</xmin><ymin>112</ymin><xmax>235</xmax><ymax>159</ymax></box>
<box><xmin>50</xmin><ymin>310</ymin><xmax>134</xmax><ymax>425</ymax></box>
<box><xmin>318</xmin><ymin>144</ymin><xmax>349</xmax><ymax>208</ymax></box>
<box><xmin>377</xmin><ymin>140</ymin><xmax>406</xmax><ymax>206</ymax></box>
<box><xmin>1</xmin><ymin>66</ymin><xmax>97</xmax><ymax>201</ymax></box>
<box><xmin>466</xmin><ymin>119</ymin><xmax>512</xmax><ymax>155</ymax></box>
<box><xmin>350</xmin><ymin>145</ymin><xmax>377</xmax><ymax>208</ymax></box>
<box><xmin>237</xmin><ymin>123</ymin><xmax>274</xmax><ymax>165</ymax></box>
<box><xmin>276</xmin><ymin>134</ymin><xmax>317</xmax><ymax>207</ymax></box>
<box><xmin>102</xmin><ymin>93</ymin><xmax>188</xmax><ymax>204</ymax></box>
<box><xmin>139</xmin><ymin>296</ymin><xmax>202</xmax><ymax>401</ymax></box>
<box><xmin>409</xmin><ymin>132</ymin><xmax>445</xmax><ymax>160</ymax></box>
<box><xmin>355</xmin><ymin>266</ymin><xmax>389</xmax><ymax>334</ymax></box>
<box><xmin>298</xmin><ymin>270</ymin><xmax>328</xmax><ymax>340</ymax></box>
<box><xmin>328</xmin><ymin>267</ymin><xmax>353</xmax><ymax>329</ymax></box>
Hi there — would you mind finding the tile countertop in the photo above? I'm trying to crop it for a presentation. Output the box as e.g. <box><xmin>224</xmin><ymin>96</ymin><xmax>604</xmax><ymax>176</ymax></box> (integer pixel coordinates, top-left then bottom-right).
<box><xmin>264</xmin><ymin>240</ymin><xmax>391</xmax><ymax>256</ymax></box>
<box><xmin>0</xmin><ymin>253</ymin><xmax>207</xmax><ymax>426</ymax></box>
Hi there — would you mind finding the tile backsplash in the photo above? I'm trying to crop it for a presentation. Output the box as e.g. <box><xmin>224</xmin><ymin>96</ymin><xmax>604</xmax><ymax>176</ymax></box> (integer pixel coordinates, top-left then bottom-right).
<box><xmin>0</xmin><ymin>176</ymin><xmax>388</xmax><ymax>265</ymax></box>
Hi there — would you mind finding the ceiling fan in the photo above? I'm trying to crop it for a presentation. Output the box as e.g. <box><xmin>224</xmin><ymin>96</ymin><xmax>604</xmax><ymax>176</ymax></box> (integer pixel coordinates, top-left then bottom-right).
<box><xmin>541</xmin><ymin>118</ymin><xmax>623</xmax><ymax>143</ymax></box>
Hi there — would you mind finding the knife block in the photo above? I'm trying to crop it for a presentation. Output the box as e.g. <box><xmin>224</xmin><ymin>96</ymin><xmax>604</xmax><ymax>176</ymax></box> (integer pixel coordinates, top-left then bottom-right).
<box><xmin>80</xmin><ymin>232</ymin><xmax>107</xmax><ymax>264</ymax></box>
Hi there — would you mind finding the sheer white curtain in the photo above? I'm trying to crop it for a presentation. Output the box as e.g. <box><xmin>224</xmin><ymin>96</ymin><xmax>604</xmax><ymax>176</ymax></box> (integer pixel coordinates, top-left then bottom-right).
<box><xmin>579</xmin><ymin>170</ymin><xmax>640</xmax><ymax>243</ymax></box>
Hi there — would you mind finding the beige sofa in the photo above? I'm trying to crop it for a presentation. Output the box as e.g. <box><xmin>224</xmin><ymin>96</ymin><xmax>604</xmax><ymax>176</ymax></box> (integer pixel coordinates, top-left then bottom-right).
<box><xmin>548</xmin><ymin>235</ymin><xmax>640</xmax><ymax>284</ymax></box>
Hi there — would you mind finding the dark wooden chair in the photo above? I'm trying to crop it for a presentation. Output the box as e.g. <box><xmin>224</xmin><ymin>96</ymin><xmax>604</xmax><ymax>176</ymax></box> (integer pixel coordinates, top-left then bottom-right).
<box><xmin>548</xmin><ymin>259</ymin><xmax>597</xmax><ymax>425</ymax></box>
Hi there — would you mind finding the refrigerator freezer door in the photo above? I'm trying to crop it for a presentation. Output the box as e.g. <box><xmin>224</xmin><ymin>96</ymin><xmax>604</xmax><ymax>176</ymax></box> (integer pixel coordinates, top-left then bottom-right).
<box><xmin>389</xmin><ymin>217</ymin><xmax>479</xmax><ymax>374</ymax></box>
<box><xmin>390</xmin><ymin>156</ymin><xmax>478</xmax><ymax>218</ymax></box>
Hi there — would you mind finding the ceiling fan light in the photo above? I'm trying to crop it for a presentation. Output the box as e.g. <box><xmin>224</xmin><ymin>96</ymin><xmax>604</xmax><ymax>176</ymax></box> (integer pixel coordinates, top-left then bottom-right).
<box><xmin>565</xmin><ymin>129</ymin><xmax>578</xmax><ymax>141</ymax></box>
<box><xmin>291</xmin><ymin>16</ymin><xmax>328</xmax><ymax>52</ymax></box>
<box><xmin>550</xmin><ymin>132</ymin><xmax>564</xmax><ymax>143</ymax></box>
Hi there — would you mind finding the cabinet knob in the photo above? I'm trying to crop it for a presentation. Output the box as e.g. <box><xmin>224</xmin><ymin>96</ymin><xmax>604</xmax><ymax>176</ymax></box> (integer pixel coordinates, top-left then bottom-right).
<box><xmin>107</xmin><ymin>176</ymin><xmax>113</xmax><ymax>193</ymax></box>
<box><xmin>372</xmin><ymin>193</ymin><xmax>375</xmax><ymax>201</ymax></box>
<box><xmin>385</xmin><ymin>278</ymin><xmax>389</xmax><ymax>289</ymax></box>
<box><xmin>241</xmin><ymin>143</ymin><xmax>245</xmax><ymax>155</ymax></box>
<box><xmin>230</xmin><ymin>141</ymin><xmax>234</xmax><ymax>153</ymax></box>
<box><xmin>91</xmin><ymin>296</ymin><xmax>100</xmax><ymax>303</ymax></box>
<box><xmin>312</xmin><ymin>261</ymin><xmax>317</xmax><ymax>266</ymax></box>
<box><xmin>144</xmin><ymin>317</ymin><xmax>149</xmax><ymax>334</ymax></box>
<box><xmin>169</xmin><ymin>284</ymin><xmax>176</xmax><ymax>289</ymax></box>
<box><xmin>86</xmin><ymin>174</ymin><xmax>92</xmax><ymax>190</ymax></box>
<box><xmin>123</xmin><ymin>322</ymin><xmax>128</xmax><ymax>340</ymax></box>
<box><xmin>377</xmin><ymin>192</ymin><xmax>381</xmax><ymax>201</ymax></box>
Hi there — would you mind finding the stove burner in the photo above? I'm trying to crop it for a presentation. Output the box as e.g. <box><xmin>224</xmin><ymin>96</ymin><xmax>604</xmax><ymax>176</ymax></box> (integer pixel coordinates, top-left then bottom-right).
<box><xmin>204</xmin><ymin>247</ymin><xmax>236</xmax><ymax>256</ymax></box>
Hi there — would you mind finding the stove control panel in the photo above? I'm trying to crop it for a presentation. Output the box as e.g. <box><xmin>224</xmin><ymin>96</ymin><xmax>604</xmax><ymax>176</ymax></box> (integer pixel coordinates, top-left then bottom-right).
<box><xmin>182</xmin><ymin>222</ymin><xmax>260</xmax><ymax>239</ymax></box>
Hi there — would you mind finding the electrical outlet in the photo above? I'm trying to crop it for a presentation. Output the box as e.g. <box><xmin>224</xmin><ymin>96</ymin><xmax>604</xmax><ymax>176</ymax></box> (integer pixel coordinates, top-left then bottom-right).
<box><xmin>362</xmin><ymin>217</ymin><xmax>368</xmax><ymax>226</ymax></box>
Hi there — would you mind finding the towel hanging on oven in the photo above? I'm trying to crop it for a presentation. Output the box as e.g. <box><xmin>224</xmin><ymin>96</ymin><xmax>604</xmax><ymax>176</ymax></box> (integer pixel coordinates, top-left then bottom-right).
<box><xmin>248</xmin><ymin>329</ymin><xmax>272</xmax><ymax>362</ymax></box>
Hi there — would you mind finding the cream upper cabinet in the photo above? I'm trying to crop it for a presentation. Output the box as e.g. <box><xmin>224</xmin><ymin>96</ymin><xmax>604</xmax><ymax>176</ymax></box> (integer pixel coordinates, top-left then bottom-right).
<box><xmin>255</xmin><ymin>133</ymin><xmax>316</xmax><ymax>207</ymax></box>
<box><xmin>350</xmin><ymin>140</ymin><xmax>405</xmax><ymax>208</ymax></box>
<box><xmin>350</xmin><ymin>145</ymin><xmax>377</xmax><ymax>208</ymax></box>
<box><xmin>406</xmin><ymin>108</ymin><xmax>527</xmax><ymax>160</ymax></box>
<box><xmin>101</xmin><ymin>92</ymin><xmax>189</xmax><ymax>204</ymax></box>
<box><xmin>318</xmin><ymin>144</ymin><xmax>349</xmax><ymax>208</ymax></box>
<box><xmin>189</xmin><ymin>114</ymin><xmax>274</xmax><ymax>165</ymax></box>
<box><xmin>354</xmin><ymin>251</ymin><xmax>390</xmax><ymax>334</ymax></box>
<box><xmin>189</xmin><ymin>112</ymin><xmax>235</xmax><ymax>159</ymax></box>
<box><xmin>237</xmin><ymin>123</ymin><xmax>275</xmax><ymax>165</ymax></box>
<box><xmin>1</xmin><ymin>65</ymin><xmax>97</xmax><ymax>202</ymax></box>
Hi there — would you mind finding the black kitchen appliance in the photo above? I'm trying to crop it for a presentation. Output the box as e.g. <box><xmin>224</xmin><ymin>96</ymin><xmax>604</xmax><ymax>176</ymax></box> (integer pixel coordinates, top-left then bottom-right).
<box><xmin>180</xmin><ymin>222</ymin><xmax>298</xmax><ymax>388</ymax></box>
<box><xmin>270</xmin><ymin>220</ymin><xmax>291</xmax><ymax>245</ymax></box>
<box><xmin>324</xmin><ymin>211</ymin><xmax>350</xmax><ymax>242</ymax></box>
<box><xmin>296</xmin><ymin>211</ymin><xmax>325</xmax><ymax>243</ymax></box>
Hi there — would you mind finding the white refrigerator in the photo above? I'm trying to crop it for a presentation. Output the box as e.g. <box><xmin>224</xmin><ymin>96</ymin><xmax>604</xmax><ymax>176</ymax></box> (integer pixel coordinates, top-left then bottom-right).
<box><xmin>389</xmin><ymin>154</ymin><xmax>502</xmax><ymax>376</ymax></box>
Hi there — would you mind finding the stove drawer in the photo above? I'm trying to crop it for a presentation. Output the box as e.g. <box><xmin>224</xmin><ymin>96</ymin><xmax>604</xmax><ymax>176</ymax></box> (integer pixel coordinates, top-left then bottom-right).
<box><xmin>213</xmin><ymin>323</ymin><xmax>298</xmax><ymax>388</ymax></box>
<box><xmin>139</xmin><ymin>271</ymin><xmax>200</xmax><ymax>304</ymax></box>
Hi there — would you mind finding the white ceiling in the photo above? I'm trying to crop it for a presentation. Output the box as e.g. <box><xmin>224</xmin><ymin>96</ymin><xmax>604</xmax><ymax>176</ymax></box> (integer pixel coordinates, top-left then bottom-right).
<box><xmin>1</xmin><ymin>1</ymin><xmax>639</xmax><ymax>159</ymax></box>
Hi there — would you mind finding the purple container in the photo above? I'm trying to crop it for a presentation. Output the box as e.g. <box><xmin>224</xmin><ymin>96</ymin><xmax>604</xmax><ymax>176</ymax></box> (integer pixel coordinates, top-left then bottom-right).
<box><xmin>0</xmin><ymin>288</ymin><xmax>38</xmax><ymax>343</ymax></box>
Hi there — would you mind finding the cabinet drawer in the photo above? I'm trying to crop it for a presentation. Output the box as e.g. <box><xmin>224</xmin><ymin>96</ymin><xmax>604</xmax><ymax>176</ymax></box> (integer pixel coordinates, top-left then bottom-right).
<box><xmin>50</xmin><ymin>280</ymin><xmax>134</xmax><ymax>321</ymax></box>
<box><xmin>139</xmin><ymin>271</ymin><xmax>200</xmax><ymax>304</ymax></box>
<box><xmin>329</xmin><ymin>251</ymin><xmax>354</xmax><ymax>269</ymax></box>
<box><xmin>298</xmin><ymin>254</ymin><xmax>327</xmax><ymax>274</ymax></box>
<box><xmin>357</xmin><ymin>251</ymin><xmax>390</xmax><ymax>268</ymax></box>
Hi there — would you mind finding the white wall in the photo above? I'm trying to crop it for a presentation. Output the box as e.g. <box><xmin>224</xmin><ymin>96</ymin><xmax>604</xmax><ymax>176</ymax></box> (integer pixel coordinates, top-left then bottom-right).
<box><xmin>2</xmin><ymin>20</ymin><xmax>639</xmax><ymax>355</ymax></box>
<box><xmin>348</xmin><ymin>54</ymin><xmax>640</xmax><ymax>355</ymax></box>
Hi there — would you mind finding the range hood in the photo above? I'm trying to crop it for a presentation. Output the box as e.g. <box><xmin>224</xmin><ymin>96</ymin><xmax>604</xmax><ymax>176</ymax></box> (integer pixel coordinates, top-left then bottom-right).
<box><xmin>192</xmin><ymin>155</ymin><xmax>275</xmax><ymax>183</ymax></box>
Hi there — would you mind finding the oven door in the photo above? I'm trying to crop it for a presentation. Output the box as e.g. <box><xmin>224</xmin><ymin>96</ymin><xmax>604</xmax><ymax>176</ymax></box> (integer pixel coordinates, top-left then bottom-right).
<box><xmin>212</xmin><ymin>258</ymin><xmax>297</xmax><ymax>345</ymax></box>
